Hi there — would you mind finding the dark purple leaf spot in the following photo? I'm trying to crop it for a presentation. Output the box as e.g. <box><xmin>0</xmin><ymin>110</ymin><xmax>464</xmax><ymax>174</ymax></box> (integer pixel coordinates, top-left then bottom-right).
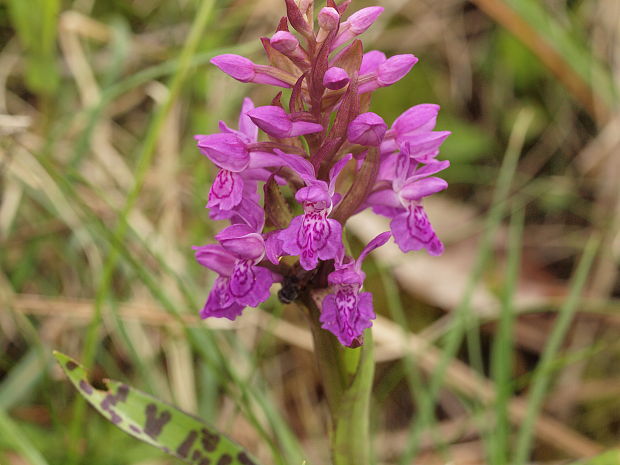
<box><xmin>162</xmin><ymin>447</ymin><xmax>170</xmax><ymax>454</ymax></box>
<box><xmin>115</xmin><ymin>384</ymin><xmax>129</xmax><ymax>402</ymax></box>
<box><xmin>238</xmin><ymin>452</ymin><xmax>257</xmax><ymax>465</ymax></box>
<box><xmin>199</xmin><ymin>459</ymin><xmax>211</xmax><ymax>465</ymax></box>
<box><xmin>175</xmin><ymin>430</ymin><xmax>198</xmax><ymax>458</ymax></box>
<box><xmin>109</xmin><ymin>411</ymin><xmax>122</xmax><ymax>424</ymax></box>
<box><xmin>101</xmin><ymin>384</ymin><xmax>130</xmax><ymax>412</ymax></box>
<box><xmin>78</xmin><ymin>380</ymin><xmax>93</xmax><ymax>395</ymax></box>
<box><xmin>101</xmin><ymin>395</ymin><xmax>111</xmax><ymax>411</ymax></box>
<box><xmin>192</xmin><ymin>450</ymin><xmax>203</xmax><ymax>461</ymax></box>
<box><xmin>66</xmin><ymin>360</ymin><xmax>78</xmax><ymax>371</ymax></box>
<box><xmin>217</xmin><ymin>454</ymin><xmax>232</xmax><ymax>465</ymax></box>
<box><xmin>144</xmin><ymin>403</ymin><xmax>172</xmax><ymax>439</ymax></box>
<box><xmin>129</xmin><ymin>425</ymin><xmax>142</xmax><ymax>435</ymax></box>
<box><xmin>200</xmin><ymin>428</ymin><xmax>220</xmax><ymax>452</ymax></box>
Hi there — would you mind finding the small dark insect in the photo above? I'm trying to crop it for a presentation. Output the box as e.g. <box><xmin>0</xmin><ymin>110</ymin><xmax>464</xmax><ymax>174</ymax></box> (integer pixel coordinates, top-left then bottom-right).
<box><xmin>278</xmin><ymin>275</ymin><xmax>300</xmax><ymax>304</ymax></box>
<box><xmin>277</xmin><ymin>267</ymin><xmax>318</xmax><ymax>304</ymax></box>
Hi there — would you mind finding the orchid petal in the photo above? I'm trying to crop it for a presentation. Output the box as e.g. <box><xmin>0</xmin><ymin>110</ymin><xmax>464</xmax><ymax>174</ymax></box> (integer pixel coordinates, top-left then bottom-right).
<box><xmin>356</xmin><ymin>231</ymin><xmax>391</xmax><ymax>267</ymax></box>
<box><xmin>239</xmin><ymin>97</ymin><xmax>258</xmax><ymax>142</ymax></box>
<box><xmin>399</xmin><ymin>177</ymin><xmax>448</xmax><ymax>201</ymax></box>
<box><xmin>328</xmin><ymin>153</ymin><xmax>353</xmax><ymax>196</ymax></box>
<box><xmin>193</xmin><ymin>244</ymin><xmax>236</xmax><ymax>276</ymax></box>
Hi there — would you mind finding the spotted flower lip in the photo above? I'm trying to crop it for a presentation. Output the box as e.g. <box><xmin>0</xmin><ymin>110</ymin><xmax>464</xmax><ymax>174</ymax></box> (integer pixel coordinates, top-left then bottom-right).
<box><xmin>275</xmin><ymin>154</ymin><xmax>352</xmax><ymax>270</ymax></box>
<box><xmin>320</xmin><ymin>231</ymin><xmax>391</xmax><ymax>346</ymax></box>
<box><xmin>368</xmin><ymin>159</ymin><xmax>449</xmax><ymax>255</ymax></box>
<box><xmin>194</xmin><ymin>222</ymin><xmax>274</xmax><ymax>320</ymax></box>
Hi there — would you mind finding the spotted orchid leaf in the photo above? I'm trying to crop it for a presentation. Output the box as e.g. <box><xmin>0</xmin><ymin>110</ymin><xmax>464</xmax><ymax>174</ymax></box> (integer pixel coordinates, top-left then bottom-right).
<box><xmin>54</xmin><ymin>351</ymin><xmax>261</xmax><ymax>465</ymax></box>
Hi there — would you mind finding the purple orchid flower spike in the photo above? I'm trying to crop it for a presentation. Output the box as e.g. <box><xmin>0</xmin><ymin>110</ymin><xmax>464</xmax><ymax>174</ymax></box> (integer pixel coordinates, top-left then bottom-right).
<box><xmin>278</xmin><ymin>154</ymin><xmax>352</xmax><ymax>270</ymax></box>
<box><xmin>194</xmin><ymin>0</ymin><xmax>452</xmax><ymax>349</ymax></box>
<box><xmin>320</xmin><ymin>231</ymin><xmax>391</xmax><ymax>346</ymax></box>
<box><xmin>194</xmin><ymin>223</ymin><xmax>274</xmax><ymax>320</ymax></box>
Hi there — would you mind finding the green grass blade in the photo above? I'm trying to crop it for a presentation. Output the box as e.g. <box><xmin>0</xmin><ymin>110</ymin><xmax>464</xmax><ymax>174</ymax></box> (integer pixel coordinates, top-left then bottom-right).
<box><xmin>54</xmin><ymin>351</ymin><xmax>262</xmax><ymax>465</ymax></box>
<box><xmin>488</xmin><ymin>206</ymin><xmax>524</xmax><ymax>465</ymax></box>
<box><xmin>0</xmin><ymin>349</ymin><xmax>49</xmax><ymax>410</ymax></box>
<box><xmin>6</xmin><ymin>0</ymin><xmax>60</xmax><ymax>95</ymax></box>
<box><xmin>0</xmin><ymin>409</ymin><xmax>50</xmax><ymax>465</ymax></box>
<box><xmin>513</xmin><ymin>234</ymin><xmax>600</xmax><ymax>465</ymax></box>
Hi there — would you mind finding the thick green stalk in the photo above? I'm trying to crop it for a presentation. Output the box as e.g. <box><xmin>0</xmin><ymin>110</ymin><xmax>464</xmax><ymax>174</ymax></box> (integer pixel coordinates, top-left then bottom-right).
<box><xmin>302</xmin><ymin>295</ymin><xmax>375</xmax><ymax>465</ymax></box>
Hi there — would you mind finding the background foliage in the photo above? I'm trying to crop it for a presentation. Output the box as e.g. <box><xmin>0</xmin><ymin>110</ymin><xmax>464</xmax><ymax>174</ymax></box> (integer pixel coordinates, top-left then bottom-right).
<box><xmin>0</xmin><ymin>0</ymin><xmax>619</xmax><ymax>464</ymax></box>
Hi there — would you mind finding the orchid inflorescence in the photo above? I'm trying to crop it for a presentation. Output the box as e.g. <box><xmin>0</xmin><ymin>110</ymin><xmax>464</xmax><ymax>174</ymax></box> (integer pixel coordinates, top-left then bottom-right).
<box><xmin>193</xmin><ymin>0</ymin><xmax>450</xmax><ymax>347</ymax></box>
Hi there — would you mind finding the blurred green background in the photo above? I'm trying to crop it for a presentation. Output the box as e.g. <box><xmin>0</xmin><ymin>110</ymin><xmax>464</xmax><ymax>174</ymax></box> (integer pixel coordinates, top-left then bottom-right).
<box><xmin>1</xmin><ymin>0</ymin><xmax>619</xmax><ymax>464</ymax></box>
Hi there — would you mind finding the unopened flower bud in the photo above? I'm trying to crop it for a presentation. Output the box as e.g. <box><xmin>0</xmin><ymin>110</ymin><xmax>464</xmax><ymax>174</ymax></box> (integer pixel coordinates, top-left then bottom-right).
<box><xmin>211</xmin><ymin>54</ymin><xmax>296</xmax><ymax>88</ymax></box>
<box><xmin>323</xmin><ymin>67</ymin><xmax>349</xmax><ymax>90</ymax></box>
<box><xmin>360</xmin><ymin>50</ymin><xmax>386</xmax><ymax>74</ymax></box>
<box><xmin>377</xmin><ymin>54</ymin><xmax>418</xmax><ymax>86</ymax></box>
<box><xmin>358</xmin><ymin>54</ymin><xmax>418</xmax><ymax>93</ymax></box>
<box><xmin>347</xmin><ymin>112</ymin><xmax>387</xmax><ymax>146</ymax></box>
<box><xmin>348</xmin><ymin>6</ymin><xmax>384</xmax><ymax>33</ymax></box>
<box><xmin>393</xmin><ymin>104</ymin><xmax>440</xmax><ymax>135</ymax></box>
<box><xmin>247</xmin><ymin>106</ymin><xmax>323</xmax><ymax>138</ymax></box>
<box><xmin>210</xmin><ymin>54</ymin><xmax>255</xmax><ymax>82</ymax></box>
<box><xmin>270</xmin><ymin>31</ymin><xmax>300</xmax><ymax>54</ymax></box>
<box><xmin>332</xmin><ymin>6</ymin><xmax>384</xmax><ymax>49</ymax></box>
<box><xmin>318</xmin><ymin>7</ymin><xmax>340</xmax><ymax>30</ymax></box>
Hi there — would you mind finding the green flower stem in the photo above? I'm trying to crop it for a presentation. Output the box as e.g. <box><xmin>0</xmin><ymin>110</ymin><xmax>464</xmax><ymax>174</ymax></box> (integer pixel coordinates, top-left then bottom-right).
<box><xmin>301</xmin><ymin>294</ymin><xmax>374</xmax><ymax>465</ymax></box>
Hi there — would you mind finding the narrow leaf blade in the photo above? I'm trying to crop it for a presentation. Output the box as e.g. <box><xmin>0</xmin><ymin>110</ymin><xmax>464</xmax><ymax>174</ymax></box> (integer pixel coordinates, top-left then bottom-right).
<box><xmin>54</xmin><ymin>351</ymin><xmax>261</xmax><ymax>465</ymax></box>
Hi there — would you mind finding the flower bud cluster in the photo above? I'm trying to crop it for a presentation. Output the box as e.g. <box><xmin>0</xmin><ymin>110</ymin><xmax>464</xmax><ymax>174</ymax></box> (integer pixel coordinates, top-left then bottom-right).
<box><xmin>194</xmin><ymin>0</ymin><xmax>450</xmax><ymax>347</ymax></box>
